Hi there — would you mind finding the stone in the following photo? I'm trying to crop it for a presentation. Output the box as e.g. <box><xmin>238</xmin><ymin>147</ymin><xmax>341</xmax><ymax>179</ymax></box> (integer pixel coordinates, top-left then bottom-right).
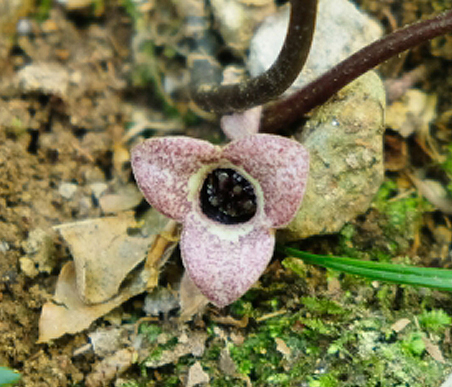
<box><xmin>59</xmin><ymin>182</ymin><xmax>78</xmax><ymax>200</ymax></box>
<box><xmin>248</xmin><ymin>0</ymin><xmax>383</xmax><ymax>90</ymax></box>
<box><xmin>281</xmin><ymin>71</ymin><xmax>386</xmax><ymax>240</ymax></box>
<box><xmin>210</xmin><ymin>0</ymin><xmax>276</xmax><ymax>52</ymax></box>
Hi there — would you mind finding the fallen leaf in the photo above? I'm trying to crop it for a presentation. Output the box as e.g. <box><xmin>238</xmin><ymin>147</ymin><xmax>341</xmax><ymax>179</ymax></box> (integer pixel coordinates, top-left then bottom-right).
<box><xmin>54</xmin><ymin>211</ymin><xmax>154</xmax><ymax>304</ymax></box>
<box><xmin>275</xmin><ymin>337</ymin><xmax>291</xmax><ymax>357</ymax></box>
<box><xmin>422</xmin><ymin>336</ymin><xmax>446</xmax><ymax>363</ymax></box>
<box><xmin>386</xmin><ymin>89</ymin><xmax>437</xmax><ymax>138</ymax></box>
<box><xmin>39</xmin><ymin>212</ymin><xmax>176</xmax><ymax>342</ymax></box>
<box><xmin>210</xmin><ymin>314</ymin><xmax>249</xmax><ymax>328</ymax></box>
<box><xmin>384</xmin><ymin>132</ymin><xmax>408</xmax><ymax>172</ymax></box>
<box><xmin>98</xmin><ymin>184</ymin><xmax>143</xmax><ymax>214</ymax></box>
<box><xmin>391</xmin><ymin>318</ymin><xmax>411</xmax><ymax>333</ymax></box>
<box><xmin>38</xmin><ymin>261</ymin><xmax>148</xmax><ymax>343</ymax></box>
<box><xmin>179</xmin><ymin>272</ymin><xmax>209</xmax><ymax>322</ymax></box>
<box><xmin>408</xmin><ymin>174</ymin><xmax>452</xmax><ymax>214</ymax></box>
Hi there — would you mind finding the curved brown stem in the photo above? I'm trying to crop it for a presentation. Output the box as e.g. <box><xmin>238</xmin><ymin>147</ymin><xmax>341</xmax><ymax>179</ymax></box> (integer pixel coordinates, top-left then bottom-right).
<box><xmin>190</xmin><ymin>0</ymin><xmax>318</xmax><ymax>114</ymax></box>
<box><xmin>261</xmin><ymin>9</ymin><xmax>452</xmax><ymax>133</ymax></box>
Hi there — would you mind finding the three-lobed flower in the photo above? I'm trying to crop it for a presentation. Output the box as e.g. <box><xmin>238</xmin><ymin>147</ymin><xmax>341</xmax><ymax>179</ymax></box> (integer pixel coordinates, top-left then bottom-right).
<box><xmin>132</xmin><ymin>134</ymin><xmax>309</xmax><ymax>307</ymax></box>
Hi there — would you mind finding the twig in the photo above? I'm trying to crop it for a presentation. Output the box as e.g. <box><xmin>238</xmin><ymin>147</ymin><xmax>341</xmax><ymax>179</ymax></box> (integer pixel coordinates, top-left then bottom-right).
<box><xmin>190</xmin><ymin>0</ymin><xmax>318</xmax><ymax>114</ymax></box>
<box><xmin>261</xmin><ymin>9</ymin><xmax>452</xmax><ymax>133</ymax></box>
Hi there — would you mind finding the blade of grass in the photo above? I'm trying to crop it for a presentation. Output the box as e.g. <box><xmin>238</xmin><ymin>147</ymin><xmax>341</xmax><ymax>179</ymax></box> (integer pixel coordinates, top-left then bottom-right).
<box><xmin>0</xmin><ymin>367</ymin><xmax>20</xmax><ymax>386</ymax></box>
<box><xmin>281</xmin><ymin>246</ymin><xmax>452</xmax><ymax>292</ymax></box>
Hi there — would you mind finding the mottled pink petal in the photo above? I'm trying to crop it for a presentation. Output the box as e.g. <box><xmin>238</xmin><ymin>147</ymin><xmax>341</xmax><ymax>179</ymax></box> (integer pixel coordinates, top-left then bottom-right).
<box><xmin>180</xmin><ymin>213</ymin><xmax>275</xmax><ymax>307</ymax></box>
<box><xmin>223</xmin><ymin>134</ymin><xmax>309</xmax><ymax>227</ymax></box>
<box><xmin>220</xmin><ymin>106</ymin><xmax>262</xmax><ymax>140</ymax></box>
<box><xmin>131</xmin><ymin>137</ymin><xmax>221</xmax><ymax>221</ymax></box>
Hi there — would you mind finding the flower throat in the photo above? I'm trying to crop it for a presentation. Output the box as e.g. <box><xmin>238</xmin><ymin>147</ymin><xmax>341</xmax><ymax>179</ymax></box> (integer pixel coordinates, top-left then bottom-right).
<box><xmin>200</xmin><ymin>168</ymin><xmax>257</xmax><ymax>224</ymax></box>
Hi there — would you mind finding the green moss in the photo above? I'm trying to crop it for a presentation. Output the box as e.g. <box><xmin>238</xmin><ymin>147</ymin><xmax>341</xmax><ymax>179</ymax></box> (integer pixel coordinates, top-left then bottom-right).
<box><xmin>135</xmin><ymin>268</ymin><xmax>451</xmax><ymax>387</ymax></box>
<box><xmin>147</xmin><ymin>346</ymin><xmax>163</xmax><ymax>362</ymax></box>
<box><xmin>211</xmin><ymin>376</ymin><xmax>247</xmax><ymax>387</ymax></box>
<box><xmin>401</xmin><ymin>332</ymin><xmax>426</xmax><ymax>356</ymax></box>
<box><xmin>93</xmin><ymin>0</ymin><xmax>105</xmax><ymax>15</ymax></box>
<box><xmin>139</xmin><ymin>324</ymin><xmax>162</xmax><ymax>343</ymax></box>
<box><xmin>299</xmin><ymin>317</ymin><xmax>334</xmax><ymax>336</ymax></box>
<box><xmin>365</xmin><ymin>179</ymin><xmax>428</xmax><ymax>254</ymax></box>
<box><xmin>121</xmin><ymin>0</ymin><xmax>142</xmax><ymax>23</ymax></box>
<box><xmin>374</xmin><ymin>180</ymin><xmax>424</xmax><ymax>229</ymax></box>
<box><xmin>230</xmin><ymin>333</ymin><xmax>278</xmax><ymax>377</ymax></box>
<box><xmin>5</xmin><ymin>118</ymin><xmax>27</xmax><ymax>138</ymax></box>
<box><xmin>35</xmin><ymin>0</ymin><xmax>52</xmax><ymax>21</ymax></box>
<box><xmin>266</xmin><ymin>373</ymin><xmax>290</xmax><ymax>384</ymax></box>
<box><xmin>443</xmin><ymin>143</ymin><xmax>452</xmax><ymax>195</ymax></box>
<box><xmin>418</xmin><ymin>309</ymin><xmax>452</xmax><ymax>333</ymax></box>
<box><xmin>160</xmin><ymin>375</ymin><xmax>179</xmax><ymax>387</ymax></box>
<box><xmin>307</xmin><ymin>373</ymin><xmax>339</xmax><ymax>387</ymax></box>
<box><xmin>115</xmin><ymin>381</ymin><xmax>140</xmax><ymax>387</ymax></box>
<box><xmin>432</xmin><ymin>0</ymin><xmax>452</xmax><ymax>11</ymax></box>
<box><xmin>338</xmin><ymin>224</ymin><xmax>363</xmax><ymax>259</ymax></box>
<box><xmin>301</xmin><ymin>297</ymin><xmax>346</xmax><ymax>315</ymax></box>
<box><xmin>229</xmin><ymin>299</ymin><xmax>254</xmax><ymax>318</ymax></box>
<box><xmin>218</xmin><ymin>304</ymin><xmax>451</xmax><ymax>386</ymax></box>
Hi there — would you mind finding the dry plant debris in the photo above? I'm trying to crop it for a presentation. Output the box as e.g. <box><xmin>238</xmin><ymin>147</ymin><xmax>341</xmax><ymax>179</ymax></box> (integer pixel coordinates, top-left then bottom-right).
<box><xmin>54</xmin><ymin>212</ymin><xmax>152</xmax><ymax>304</ymax></box>
<box><xmin>38</xmin><ymin>211</ymin><xmax>176</xmax><ymax>342</ymax></box>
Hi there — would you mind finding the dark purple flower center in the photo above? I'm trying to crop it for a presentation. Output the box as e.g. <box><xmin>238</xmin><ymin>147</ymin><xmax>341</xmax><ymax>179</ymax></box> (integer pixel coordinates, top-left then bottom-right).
<box><xmin>200</xmin><ymin>168</ymin><xmax>257</xmax><ymax>224</ymax></box>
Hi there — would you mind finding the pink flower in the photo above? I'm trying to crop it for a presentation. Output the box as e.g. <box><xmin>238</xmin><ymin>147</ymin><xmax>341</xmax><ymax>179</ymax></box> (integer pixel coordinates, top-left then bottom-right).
<box><xmin>131</xmin><ymin>134</ymin><xmax>309</xmax><ymax>307</ymax></box>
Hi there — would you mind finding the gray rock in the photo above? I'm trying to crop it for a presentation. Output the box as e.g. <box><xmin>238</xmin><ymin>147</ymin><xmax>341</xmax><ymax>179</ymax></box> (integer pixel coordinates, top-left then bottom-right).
<box><xmin>248</xmin><ymin>0</ymin><xmax>383</xmax><ymax>89</ymax></box>
<box><xmin>143</xmin><ymin>287</ymin><xmax>179</xmax><ymax>316</ymax></box>
<box><xmin>281</xmin><ymin>71</ymin><xmax>386</xmax><ymax>240</ymax></box>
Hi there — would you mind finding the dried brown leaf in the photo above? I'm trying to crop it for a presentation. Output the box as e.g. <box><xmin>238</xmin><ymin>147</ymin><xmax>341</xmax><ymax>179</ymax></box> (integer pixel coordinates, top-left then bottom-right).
<box><xmin>38</xmin><ymin>261</ymin><xmax>148</xmax><ymax>343</ymax></box>
<box><xmin>54</xmin><ymin>212</ymin><xmax>153</xmax><ymax>304</ymax></box>
<box><xmin>422</xmin><ymin>336</ymin><xmax>446</xmax><ymax>363</ymax></box>
<box><xmin>39</xmin><ymin>213</ymin><xmax>176</xmax><ymax>342</ymax></box>
<box><xmin>390</xmin><ymin>318</ymin><xmax>411</xmax><ymax>333</ymax></box>
<box><xmin>178</xmin><ymin>272</ymin><xmax>209</xmax><ymax>322</ymax></box>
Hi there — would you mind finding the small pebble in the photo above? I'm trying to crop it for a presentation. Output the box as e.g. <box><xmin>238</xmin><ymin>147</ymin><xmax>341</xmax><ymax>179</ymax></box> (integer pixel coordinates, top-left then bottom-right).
<box><xmin>16</xmin><ymin>18</ymin><xmax>32</xmax><ymax>35</ymax></box>
<box><xmin>0</xmin><ymin>240</ymin><xmax>9</xmax><ymax>253</ymax></box>
<box><xmin>143</xmin><ymin>288</ymin><xmax>179</xmax><ymax>316</ymax></box>
<box><xmin>59</xmin><ymin>182</ymin><xmax>78</xmax><ymax>199</ymax></box>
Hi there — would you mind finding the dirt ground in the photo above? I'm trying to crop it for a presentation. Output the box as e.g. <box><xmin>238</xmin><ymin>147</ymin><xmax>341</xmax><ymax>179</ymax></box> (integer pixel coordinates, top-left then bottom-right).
<box><xmin>1</xmin><ymin>1</ymin><xmax>452</xmax><ymax>387</ymax></box>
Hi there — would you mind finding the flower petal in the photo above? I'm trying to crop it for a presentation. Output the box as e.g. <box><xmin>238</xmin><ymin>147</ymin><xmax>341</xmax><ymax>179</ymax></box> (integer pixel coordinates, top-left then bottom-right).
<box><xmin>180</xmin><ymin>213</ymin><xmax>275</xmax><ymax>307</ymax></box>
<box><xmin>220</xmin><ymin>106</ymin><xmax>262</xmax><ymax>140</ymax></box>
<box><xmin>131</xmin><ymin>137</ymin><xmax>220</xmax><ymax>221</ymax></box>
<box><xmin>223</xmin><ymin>134</ymin><xmax>309</xmax><ymax>227</ymax></box>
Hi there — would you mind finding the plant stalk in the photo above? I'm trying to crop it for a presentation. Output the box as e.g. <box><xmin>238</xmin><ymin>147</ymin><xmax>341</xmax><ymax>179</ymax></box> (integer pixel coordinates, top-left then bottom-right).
<box><xmin>262</xmin><ymin>9</ymin><xmax>452</xmax><ymax>133</ymax></box>
<box><xmin>190</xmin><ymin>0</ymin><xmax>318</xmax><ymax>114</ymax></box>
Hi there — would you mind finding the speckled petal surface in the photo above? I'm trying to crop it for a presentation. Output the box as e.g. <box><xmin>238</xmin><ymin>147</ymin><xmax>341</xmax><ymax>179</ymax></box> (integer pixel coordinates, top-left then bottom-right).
<box><xmin>223</xmin><ymin>134</ymin><xmax>310</xmax><ymax>227</ymax></box>
<box><xmin>220</xmin><ymin>106</ymin><xmax>262</xmax><ymax>140</ymax></box>
<box><xmin>180</xmin><ymin>213</ymin><xmax>275</xmax><ymax>307</ymax></box>
<box><xmin>131</xmin><ymin>137</ymin><xmax>221</xmax><ymax>221</ymax></box>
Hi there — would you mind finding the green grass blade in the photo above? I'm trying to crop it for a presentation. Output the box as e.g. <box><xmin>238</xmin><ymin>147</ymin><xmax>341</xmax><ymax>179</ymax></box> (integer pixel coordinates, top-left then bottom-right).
<box><xmin>281</xmin><ymin>246</ymin><xmax>452</xmax><ymax>291</ymax></box>
<box><xmin>0</xmin><ymin>367</ymin><xmax>20</xmax><ymax>386</ymax></box>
